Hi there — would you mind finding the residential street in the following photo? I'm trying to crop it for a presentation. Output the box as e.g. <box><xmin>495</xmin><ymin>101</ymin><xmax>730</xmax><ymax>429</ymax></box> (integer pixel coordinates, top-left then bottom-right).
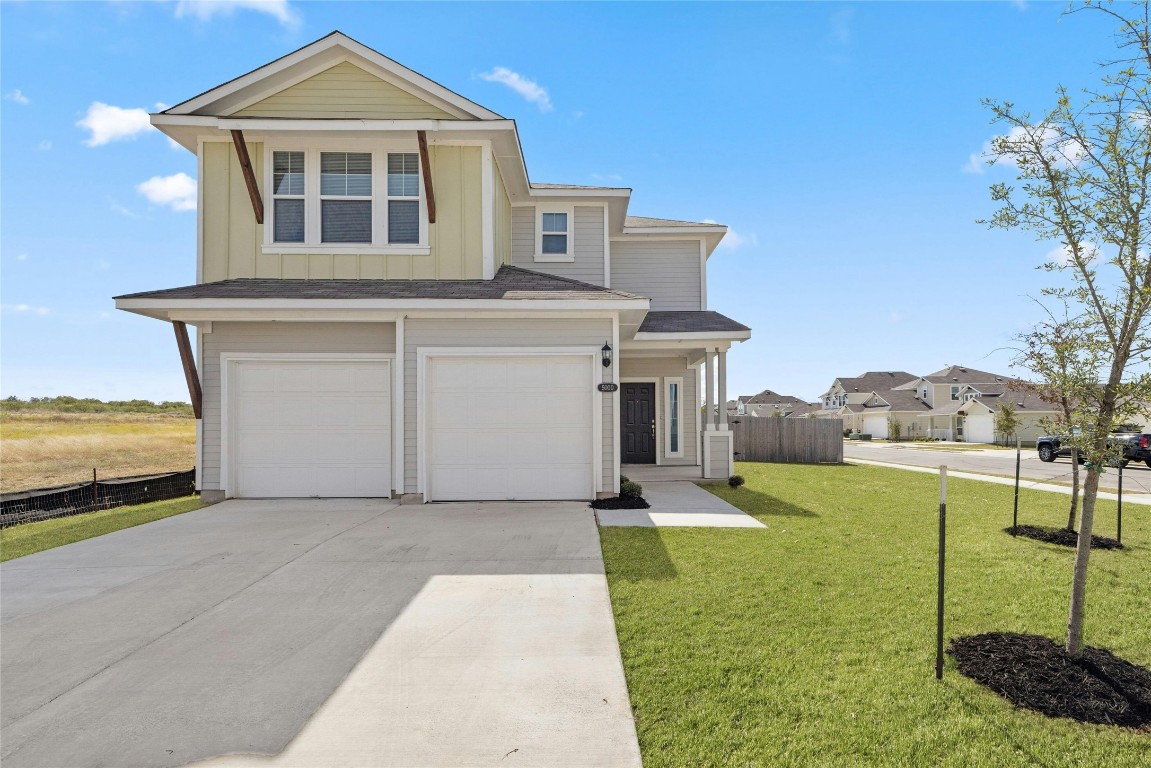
<box><xmin>843</xmin><ymin>441</ymin><xmax>1151</xmax><ymax>496</ymax></box>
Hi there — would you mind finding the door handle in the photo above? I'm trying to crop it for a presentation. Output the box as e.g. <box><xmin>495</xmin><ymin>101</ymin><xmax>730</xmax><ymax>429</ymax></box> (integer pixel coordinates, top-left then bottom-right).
<box><xmin>651</xmin><ymin>422</ymin><xmax>656</xmax><ymax>437</ymax></box>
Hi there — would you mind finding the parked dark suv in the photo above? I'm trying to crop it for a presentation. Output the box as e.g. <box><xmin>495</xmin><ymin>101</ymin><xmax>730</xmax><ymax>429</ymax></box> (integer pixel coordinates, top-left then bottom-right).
<box><xmin>1037</xmin><ymin>427</ymin><xmax>1151</xmax><ymax>468</ymax></box>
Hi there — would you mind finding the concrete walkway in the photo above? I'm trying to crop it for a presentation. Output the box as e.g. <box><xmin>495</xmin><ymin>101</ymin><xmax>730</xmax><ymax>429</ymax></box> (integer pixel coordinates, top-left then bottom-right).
<box><xmin>1</xmin><ymin>500</ymin><xmax>641</xmax><ymax>768</ymax></box>
<box><xmin>847</xmin><ymin>457</ymin><xmax>1151</xmax><ymax>506</ymax></box>
<box><xmin>596</xmin><ymin>481</ymin><xmax>765</xmax><ymax>528</ymax></box>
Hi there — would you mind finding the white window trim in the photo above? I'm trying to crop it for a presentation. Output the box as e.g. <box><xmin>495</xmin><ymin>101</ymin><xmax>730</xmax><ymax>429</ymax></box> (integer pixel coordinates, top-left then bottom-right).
<box><xmin>263</xmin><ymin>141</ymin><xmax>430</xmax><ymax>256</ymax></box>
<box><xmin>535</xmin><ymin>205</ymin><xmax>575</xmax><ymax>262</ymax></box>
<box><xmin>665</xmin><ymin>376</ymin><xmax>684</xmax><ymax>458</ymax></box>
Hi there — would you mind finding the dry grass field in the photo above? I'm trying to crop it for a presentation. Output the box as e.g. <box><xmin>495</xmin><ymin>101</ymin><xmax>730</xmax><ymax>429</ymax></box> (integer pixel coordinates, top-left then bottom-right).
<box><xmin>0</xmin><ymin>412</ymin><xmax>196</xmax><ymax>493</ymax></box>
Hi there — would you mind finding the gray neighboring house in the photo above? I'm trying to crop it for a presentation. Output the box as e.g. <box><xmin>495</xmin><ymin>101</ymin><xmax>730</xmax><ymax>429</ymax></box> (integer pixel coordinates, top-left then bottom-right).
<box><xmin>114</xmin><ymin>32</ymin><xmax>751</xmax><ymax>503</ymax></box>
<box><xmin>729</xmin><ymin>389</ymin><xmax>813</xmax><ymax>418</ymax></box>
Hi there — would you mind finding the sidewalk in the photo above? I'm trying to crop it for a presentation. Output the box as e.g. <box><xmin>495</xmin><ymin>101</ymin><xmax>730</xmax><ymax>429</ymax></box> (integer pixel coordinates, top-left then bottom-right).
<box><xmin>847</xmin><ymin>457</ymin><xmax>1151</xmax><ymax>506</ymax></box>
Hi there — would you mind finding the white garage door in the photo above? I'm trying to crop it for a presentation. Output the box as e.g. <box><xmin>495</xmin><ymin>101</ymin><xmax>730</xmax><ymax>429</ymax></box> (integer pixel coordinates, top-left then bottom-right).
<box><xmin>965</xmin><ymin>414</ymin><xmax>995</xmax><ymax>444</ymax></box>
<box><xmin>427</xmin><ymin>355</ymin><xmax>595</xmax><ymax>501</ymax></box>
<box><xmin>863</xmin><ymin>415</ymin><xmax>888</xmax><ymax>439</ymax></box>
<box><xmin>230</xmin><ymin>360</ymin><xmax>391</xmax><ymax>498</ymax></box>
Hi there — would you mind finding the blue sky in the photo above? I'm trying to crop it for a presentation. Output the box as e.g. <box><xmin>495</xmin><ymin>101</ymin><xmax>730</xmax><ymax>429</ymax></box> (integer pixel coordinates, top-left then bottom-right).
<box><xmin>0</xmin><ymin>1</ymin><xmax>1123</xmax><ymax>402</ymax></box>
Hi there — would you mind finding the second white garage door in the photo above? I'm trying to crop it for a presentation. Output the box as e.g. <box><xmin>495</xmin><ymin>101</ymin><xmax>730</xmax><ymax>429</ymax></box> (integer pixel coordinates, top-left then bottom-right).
<box><xmin>426</xmin><ymin>355</ymin><xmax>595</xmax><ymax>501</ymax></box>
<box><xmin>230</xmin><ymin>360</ymin><xmax>392</xmax><ymax>498</ymax></box>
<box><xmin>964</xmin><ymin>413</ymin><xmax>995</xmax><ymax>444</ymax></box>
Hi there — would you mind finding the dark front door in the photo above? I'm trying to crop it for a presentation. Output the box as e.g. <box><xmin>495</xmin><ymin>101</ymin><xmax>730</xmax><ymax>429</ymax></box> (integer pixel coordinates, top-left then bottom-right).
<box><xmin>621</xmin><ymin>383</ymin><xmax>656</xmax><ymax>464</ymax></box>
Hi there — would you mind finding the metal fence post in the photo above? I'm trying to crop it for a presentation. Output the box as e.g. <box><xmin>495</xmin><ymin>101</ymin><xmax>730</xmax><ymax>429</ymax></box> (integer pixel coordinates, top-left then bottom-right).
<box><xmin>1012</xmin><ymin>437</ymin><xmax>1020</xmax><ymax>533</ymax></box>
<box><xmin>936</xmin><ymin>465</ymin><xmax>947</xmax><ymax>681</ymax></box>
<box><xmin>1117</xmin><ymin>460</ymin><xmax>1123</xmax><ymax>545</ymax></box>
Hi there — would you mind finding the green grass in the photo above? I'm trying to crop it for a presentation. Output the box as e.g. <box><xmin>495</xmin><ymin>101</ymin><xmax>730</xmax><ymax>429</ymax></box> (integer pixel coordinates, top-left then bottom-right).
<box><xmin>1</xmin><ymin>496</ymin><xmax>202</xmax><ymax>562</ymax></box>
<box><xmin>600</xmin><ymin>462</ymin><xmax>1150</xmax><ymax>767</ymax></box>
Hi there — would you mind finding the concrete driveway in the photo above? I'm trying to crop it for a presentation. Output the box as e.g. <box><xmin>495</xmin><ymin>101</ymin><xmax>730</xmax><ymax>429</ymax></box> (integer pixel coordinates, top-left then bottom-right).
<box><xmin>0</xmin><ymin>500</ymin><xmax>641</xmax><ymax>768</ymax></box>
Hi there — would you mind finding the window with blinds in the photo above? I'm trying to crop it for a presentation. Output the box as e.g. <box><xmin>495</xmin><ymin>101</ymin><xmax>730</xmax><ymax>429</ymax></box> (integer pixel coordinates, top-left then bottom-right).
<box><xmin>320</xmin><ymin>152</ymin><xmax>372</xmax><ymax>244</ymax></box>
<box><xmin>272</xmin><ymin>151</ymin><xmax>305</xmax><ymax>243</ymax></box>
<box><xmin>387</xmin><ymin>153</ymin><xmax>419</xmax><ymax>244</ymax></box>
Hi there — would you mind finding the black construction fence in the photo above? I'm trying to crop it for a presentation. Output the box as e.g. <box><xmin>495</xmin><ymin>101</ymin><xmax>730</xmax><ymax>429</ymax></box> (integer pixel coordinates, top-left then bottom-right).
<box><xmin>0</xmin><ymin>470</ymin><xmax>196</xmax><ymax>528</ymax></box>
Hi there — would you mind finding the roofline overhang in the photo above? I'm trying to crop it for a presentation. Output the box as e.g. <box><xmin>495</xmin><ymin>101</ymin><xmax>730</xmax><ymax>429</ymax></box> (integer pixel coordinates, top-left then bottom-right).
<box><xmin>115</xmin><ymin>296</ymin><xmax>651</xmax><ymax>322</ymax></box>
<box><xmin>631</xmin><ymin>330</ymin><xmax>751</xmax><ymax>342</ymax></box>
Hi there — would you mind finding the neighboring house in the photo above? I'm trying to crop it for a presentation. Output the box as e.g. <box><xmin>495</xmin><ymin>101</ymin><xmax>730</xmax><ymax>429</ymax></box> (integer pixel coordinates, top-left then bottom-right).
<box><xmin>729</xmin><ymin>389</ymin><xmax>812</xmax><ymax>418</ymax></box>
<box><xmin>817</xmin><ymin>365</ymin><xmax>1059</xmax><ymax>443</ymax></box>
<box><xmin>114</xmin><ymin>32</ymin><xmax>750</xmax><ymax>503</ymax></box>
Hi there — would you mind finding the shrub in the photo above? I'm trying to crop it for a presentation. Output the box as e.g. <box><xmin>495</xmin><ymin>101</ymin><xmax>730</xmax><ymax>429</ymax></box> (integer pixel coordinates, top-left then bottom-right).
<box><xmin>728</xmin><ymin>475</ymin><xmax>745</xmax><ymax>488</ymax></box>
<box><xmin>843</xmin><ymin>428</ymin><xmax>852</xmax><ymax>438</ymax></box>
<box><xmin>620</xmin><ymin>478</ymin><xmax>644</xmax><ymax>498</ymax></box>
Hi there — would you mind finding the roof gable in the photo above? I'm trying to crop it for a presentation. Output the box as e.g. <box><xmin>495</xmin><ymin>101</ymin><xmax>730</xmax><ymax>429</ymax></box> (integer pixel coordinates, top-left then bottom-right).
<box><xmin>233</xmin><ymin>61</ymin><xmax>456</xmax><ymax>120</ymax></box>
<box><xmin>164</xmin><ymin>31</ymin><xmax>501</xmax><ymax>120</ymax></box>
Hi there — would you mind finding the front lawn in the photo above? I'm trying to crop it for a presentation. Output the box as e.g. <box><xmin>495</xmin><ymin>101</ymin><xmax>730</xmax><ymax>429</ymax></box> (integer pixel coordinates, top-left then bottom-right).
<box><xmin>600</xmin><ymin>463</ymin><xmax>1149</xmax><ymax>767</ymax></box>
<box><xmin>1</xmin><ymin>496</ymin><xmax>202</xmax><ymax>562</ymax></box>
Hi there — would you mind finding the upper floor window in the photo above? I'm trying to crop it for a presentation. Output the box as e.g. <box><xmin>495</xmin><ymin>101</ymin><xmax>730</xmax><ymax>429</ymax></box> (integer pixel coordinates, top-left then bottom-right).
<box><xmin>950</xmin><ymin>385</ymin><xmax>961</xmax><ymax>400</ymax></box>
<box><xmin>267</xmin><ymin>147</ymin><xmax>426</xmax><ymax>252</ymax></box>
<box><xmin>535</xmin><ymin>207</ymin><xmax>573</xmax><ymax>262</ymax></box>
<box><xmin>921</xmin><ymin>386</ymin><xmax>929</xmax><ymax>400</ymax></box>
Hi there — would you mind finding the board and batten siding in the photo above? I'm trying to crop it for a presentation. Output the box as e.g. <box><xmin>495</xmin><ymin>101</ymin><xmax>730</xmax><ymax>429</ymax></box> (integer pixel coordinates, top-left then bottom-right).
<box><xmin>610</xmin><ymin>239</ymin><xmax>702</xmax><ymax>310</ymax></box>
<box><xmin>619</xmin><ymin>357</ymin><xmax>699</xmax><ymax>466</ymax></box>
<box><xmin>493</xmin><ymin>164</ymin><xmax>512</xmax><ymax>267</ymax></box>
<box><xmin>511</xmin><ymin>206</ymin><xmax>606</xmax><ymax>286</ymax></box>
<box><xmin>200</xmin><ymin>322</ymin><xmax>397</xmax><ymax>491</ymax></box>
<box><xmin>404</xmin><ymin>318</ymin><xmax>615</xmax><ymax>495</ymax></box>
<box><xmin>235</xmin><ymin>62</ymin><xmax>456</xmax><ymax>120</ymax></box>
<box><xmin>202</xmin><ymin>143</ymin><xmax>483</xmax><ymax>282</ymax></box>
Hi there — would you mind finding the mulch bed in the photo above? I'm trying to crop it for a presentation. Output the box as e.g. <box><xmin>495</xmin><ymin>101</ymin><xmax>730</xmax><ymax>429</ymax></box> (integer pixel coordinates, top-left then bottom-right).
<box><xmin>590</xmin><ymin>496</ymin><xmax>650</xmax><ymax>510</ymax></box>
<box><xmin>1005</xmin><ymin>525</ymin><xmax>1123</xmax><ymax>550</ymax></box>
<box><xmin>949</xmin><ymin>632</ymin><xmax>1151</xmax><ymax>728</ymax></box>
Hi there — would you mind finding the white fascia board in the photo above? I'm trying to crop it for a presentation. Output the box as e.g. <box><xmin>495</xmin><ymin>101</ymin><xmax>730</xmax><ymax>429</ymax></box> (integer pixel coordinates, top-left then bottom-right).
<box><xmin>165</xmin><ymin>33</ymin><xmax>501</xmax><ymax>120</ymax></box>
<box><xmin>116</xmin><ymin>297</ymin><xmax>649</xmax><ymax>316</ymax></box>
<box><xmin>631</xmin><ymin>330</ymin><xmax>751</xmax><ymax>342</ymax></box>
<box><xmin>215</xmin><ymin>118</ymin><xmax>516</xmax><ymax>132</ymax></box>
<box><xmin>530</xmin><ymin>187</ymin><xmax>632</xmax><ymax>198</ymax></box>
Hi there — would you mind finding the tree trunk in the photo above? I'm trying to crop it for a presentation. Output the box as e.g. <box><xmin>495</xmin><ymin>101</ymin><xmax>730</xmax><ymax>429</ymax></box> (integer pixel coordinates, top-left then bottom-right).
<box><xmin>1066</xmin><ymin>465</ymin><xmax>1100</xmax><ymax>656</ymax></box>
<box><xmin>1067</xmin><ymin>449</ymin><xmax>1080</xmax><ymax>531</ymax></box>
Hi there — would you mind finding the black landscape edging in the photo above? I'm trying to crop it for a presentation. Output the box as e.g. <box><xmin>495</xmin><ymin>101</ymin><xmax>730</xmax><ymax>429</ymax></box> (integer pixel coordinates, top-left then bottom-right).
<box><xmin>1005</xmin><ymin>525</ymin><xmax>1123</xmax><ymax>550</ymax></box>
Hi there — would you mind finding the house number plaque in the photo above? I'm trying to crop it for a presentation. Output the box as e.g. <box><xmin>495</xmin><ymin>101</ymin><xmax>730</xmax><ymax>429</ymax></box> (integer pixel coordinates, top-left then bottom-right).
<box><xmin>597</xmin><ymin>383</ymin><xmax>619</xmax><ymax>393</ymax></box>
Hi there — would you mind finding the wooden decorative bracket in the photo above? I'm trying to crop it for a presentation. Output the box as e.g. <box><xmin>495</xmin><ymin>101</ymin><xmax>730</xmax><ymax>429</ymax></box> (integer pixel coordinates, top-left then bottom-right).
<box><xmin>173</xmin><ymin>321</ymin><xmax>203</xmax><ymax>419</ymax></box>
<box><xmin>230</xmin><ymin>129</ymin><xmax>264</xmax><ymax>225</ymax></box>
<box><xmin>417</xmin><ymin>130</ymin><xmax>436</xmax><ymax>224</ymax></box>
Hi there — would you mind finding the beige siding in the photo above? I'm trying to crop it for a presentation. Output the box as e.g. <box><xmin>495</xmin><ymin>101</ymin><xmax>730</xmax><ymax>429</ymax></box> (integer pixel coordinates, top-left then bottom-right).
<box><xmin>235</xmin><ymin>62</ymin><xmax>455</xmax><ymax>120</ymax></box>
<box><xmin>707</xmin><ymin>433</ymin><xmax>731</xmax><ymax>477</ymax></box>
<box><xmin>619</xmin><ymin>357</ymin><xmax>699</xmax><ymax>466</ymax></box>
<box><xmin>510</xmin><ymin>206</ymin><xmax>606</xmax><ymax>285</ymax></box>
<box><xmin>610</xmin><ymin>239</ymin><xmax>702</xmax><ymax>310</ymax></box>
<box><xmin>202</xmin><ymin>143</ymin><xmax>482</xmax><ymax>281</ymax></box>
<box><xmin>200</xmin><ymin>322</ymin><xmax>396</xmax><ymax>491</ymax></box>
<box><xmin>404</xmin><ymin>318</ymin><xmax>614</xmax><ymax>494</ymax></box>
<box><xmin>493</xmin><ymin>164</ymin><xmax>512</xmax><ymax>267</ymax></box>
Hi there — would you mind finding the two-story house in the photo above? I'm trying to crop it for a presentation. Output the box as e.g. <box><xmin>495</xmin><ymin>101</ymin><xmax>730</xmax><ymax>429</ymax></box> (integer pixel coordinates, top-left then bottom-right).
<box><xmin>114</xmin><ymin>32</ymin><xmax>750</xmax><ymax>503</ymax></box>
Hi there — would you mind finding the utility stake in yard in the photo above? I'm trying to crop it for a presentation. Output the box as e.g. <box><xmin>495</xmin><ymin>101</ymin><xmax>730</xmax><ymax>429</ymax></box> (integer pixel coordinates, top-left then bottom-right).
<box><xmin>1117</xmin><ymin>460</ymin><xmax>1123</xmax><ymax>545</ymax></box>
<box><xmin>1012</xmin><ymin>437</ymin><xmax>1020</xmax><ymax>533</ymax></box>
<box><xmin>936</xmin><ymin>465</ymin><xmax>947</xmax><ymax>681</ymax></box>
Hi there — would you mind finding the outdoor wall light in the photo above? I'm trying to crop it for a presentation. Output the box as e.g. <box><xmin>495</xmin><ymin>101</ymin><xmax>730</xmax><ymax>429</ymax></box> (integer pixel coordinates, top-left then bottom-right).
<box><xmin>601</xmin><ymin>342</ymin><xmax>612</xmax><ymax>368</ymax></box>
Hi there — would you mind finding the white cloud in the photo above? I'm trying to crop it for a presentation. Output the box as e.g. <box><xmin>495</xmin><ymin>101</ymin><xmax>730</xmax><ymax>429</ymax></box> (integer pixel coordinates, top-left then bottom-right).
<box><xmin>889</xmin><ymin>312</ymin><xmax>905</xmax><ymax>324</ymax></box>
<box><xmin>16</xmin><ymin>253</ymin><xmax>29</xmax><ymax>261</ymax></box>
<box><xmin>1045</xmin><ymin>242</ymin><xmax>1101</xmax><ymax>267</ymax></box>
<box><xmin>1011</xmin><ymin>0</ymin><xmax>1029</xmax><ymax>10</ymax></box>
<box><xmin>478</xmin><ymin>67</ymin><xmax>553</xmax><ymax>112</ymax></box>
<box><xmin>77</xmin><ymin>102</ymin><xmax>154</xmax><ymax>146</ymax></box>
<box><xmin>6</xmin><ymin>89</ymin><xmax>30</xmax><ymax>105</ymax></box>
<box><xmin>36</xmin><ymin>140</ymin><xmax>52</xmax><ymax>151</ymax></box>
<box><xmin>174</xmin><ymin>1</ymin><xmax>300</xmax><ymax>28</ymax></box>
<box><xmin>964</xmin><ymin>125</ymin><xmax>1086</xmax><ymax>175</ymax></box>
<box><xmin>2</xmin><ymin>304</ymin><xmax>51</xmax><ymax>316</ymax></box>
<box><xmin>704</xmin><ymin>219</ymin><xmax>757</xmax><ymax>250</ymax></box>
<box><xmin>830</xmin><ymin>8</ymin><xmax>853</xmax><ymax>44</ymax></box>
<box><xmin>137</xmin><ymin>172</ymin><xmax>197</xmax><ymax>211</ymax></box>
<box><xmin>591</xmin><ymin>173</ymin><xmax>623</xmax><ymax>183</ymax></box>
<box><xmin>109</xmin><ymin>200</ymin><xmax>138</xmax><ymax>218</ymax></box>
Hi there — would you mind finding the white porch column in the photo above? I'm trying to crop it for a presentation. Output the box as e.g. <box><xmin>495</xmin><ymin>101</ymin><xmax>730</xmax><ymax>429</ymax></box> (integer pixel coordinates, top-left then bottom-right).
<box><xmin>718</xmin><ymin>347</ymin><xmax>728</xmax><ymax>430</ymax></box>
<box><xmin>704</xmin><ymin>347</ymin><xmax>715</xmax><ymax>430</ymax></box>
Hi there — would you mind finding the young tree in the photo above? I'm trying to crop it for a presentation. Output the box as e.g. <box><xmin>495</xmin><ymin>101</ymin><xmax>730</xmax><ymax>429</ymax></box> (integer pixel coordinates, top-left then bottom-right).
<box><xmin>980</xmin><ymin>1</ymin><xmax>1151</xmax><ymax>655</ymax></box>
<box><xmin>993</xmin><ymin>401</ymin><xmax>1022</xmax><ymax>446</ymax></box>
<box><xmin>887</xmin><ymin>416</ymin><xmax>903</xmax><ymax>441</ymax></box>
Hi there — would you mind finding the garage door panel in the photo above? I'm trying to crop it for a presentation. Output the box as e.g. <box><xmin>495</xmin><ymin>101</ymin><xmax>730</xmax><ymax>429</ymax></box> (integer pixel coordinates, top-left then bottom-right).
<box><xmin>231</xmin><ymin>361</ymin><xmax>391</xmax><ymax>498</ymax></box>
<box><xmin>427</xmin><ymin>355</ymin><xmax>594</xmax><ymax>501</ymax></box>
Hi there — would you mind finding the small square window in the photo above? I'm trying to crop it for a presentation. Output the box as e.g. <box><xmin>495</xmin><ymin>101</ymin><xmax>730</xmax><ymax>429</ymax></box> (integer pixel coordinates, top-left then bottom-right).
<box><xmin>537</xmin><ymin>210</ymin><xmax>571</xmax><ymax>258</ymax></box>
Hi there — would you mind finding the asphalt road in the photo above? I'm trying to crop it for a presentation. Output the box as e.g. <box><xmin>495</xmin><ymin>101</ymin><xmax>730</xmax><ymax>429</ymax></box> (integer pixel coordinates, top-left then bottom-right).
<box><xmin>843</xmin><ymin>441</ymin><xmax>1151</xmax><ymax>496</ymax></box>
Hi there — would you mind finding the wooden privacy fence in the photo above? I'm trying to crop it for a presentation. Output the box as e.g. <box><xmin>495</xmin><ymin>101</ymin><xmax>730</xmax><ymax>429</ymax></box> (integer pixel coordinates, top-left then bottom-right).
<box><xmin>732</xmin><ymin>418</ymin><xmax>844</xmax><ymax>464</ymax></box>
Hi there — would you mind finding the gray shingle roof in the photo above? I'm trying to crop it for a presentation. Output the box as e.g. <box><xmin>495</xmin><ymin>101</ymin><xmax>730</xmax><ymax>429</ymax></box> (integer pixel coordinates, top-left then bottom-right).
<box><xmin>743</xmin><ymin>389</ymin><xmax>807</xmax><ymax>406</ymax></box>
<box><xmin>836</xmin><ymin>371</ymin><xmax>918</xmax><ymax>393</ymax></box>
<box><xmin>637</xmin><ymin>311</ymin><xmax>750</xmax><ymax>334</ymax></box>
<box><xmin>532</xmin><ymin>182</ymin><xmax>629</xmax><ymax>191</ymax></box>
<box><xmin>625</xmin><ymin>215</ymin><xmax>725</xmax><ymax>228</ymax></box>
<box><xmin>923</xmin><ymin>365</ymin><xmax>1010</xmax><ymax>385</ymax></box>
<box><xmin>116</xmin><ymin>265</ymin><xmax>645</xmax><ymax>302</ymax></box>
